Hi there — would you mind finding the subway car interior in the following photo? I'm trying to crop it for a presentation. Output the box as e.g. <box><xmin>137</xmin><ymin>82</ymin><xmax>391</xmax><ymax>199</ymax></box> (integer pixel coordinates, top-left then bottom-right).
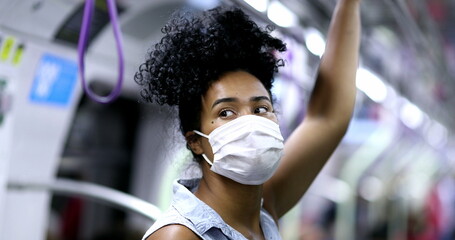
<box><xmin>1</xmin><ymin>0</ymin><xmax>454</xmax><ymax>239</ymax></box>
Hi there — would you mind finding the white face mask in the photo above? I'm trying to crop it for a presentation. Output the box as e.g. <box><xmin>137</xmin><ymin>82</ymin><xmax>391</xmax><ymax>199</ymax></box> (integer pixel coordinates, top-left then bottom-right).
<box><xmin>193</xmin><ymin>115</ymin><xmax>284</xmax><ymax>185</ymax></box>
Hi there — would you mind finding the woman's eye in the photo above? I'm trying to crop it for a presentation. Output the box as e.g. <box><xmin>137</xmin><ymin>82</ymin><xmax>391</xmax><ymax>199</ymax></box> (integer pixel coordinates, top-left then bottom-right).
<box><xmin>219</xmin><ymin>109</ymin><xmax>235</xmax><ymax>118</ymax></box>
<box><xmin>254</xmin><ymin>107</ymin><xmax>268</xmax><ymax>114</ymax></box>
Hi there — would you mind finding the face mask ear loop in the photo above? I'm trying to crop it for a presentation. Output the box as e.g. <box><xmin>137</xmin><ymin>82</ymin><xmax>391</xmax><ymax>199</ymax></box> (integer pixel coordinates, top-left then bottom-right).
<box><xmin>193</xmin><ymin>130</ymin><xmax>213</xmax><ymax>166</ymax></box>
<box><xmin>201</xmin><ymin>154</ymin><xmax>213</xmax><ymax>166</ymax></box>
<box><xmin>193</xmin><ymin>130</ymin><xmax>209</xmax><ymax>139</ymax></box>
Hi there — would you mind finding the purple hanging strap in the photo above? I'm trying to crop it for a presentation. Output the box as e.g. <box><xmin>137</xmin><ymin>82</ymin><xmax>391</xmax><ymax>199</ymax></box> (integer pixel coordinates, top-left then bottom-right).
<box><xmin>77</xmin><ymin>0</ymin><xmax>124</xmax><ymax>104</ymax></box>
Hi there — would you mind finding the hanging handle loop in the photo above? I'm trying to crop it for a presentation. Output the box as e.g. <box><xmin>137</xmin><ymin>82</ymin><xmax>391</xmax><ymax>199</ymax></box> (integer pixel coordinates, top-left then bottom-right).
<box><xmin>77</xmin><ymin>0</ymin><xmax>124</xmax><ymax>104</ymax></box>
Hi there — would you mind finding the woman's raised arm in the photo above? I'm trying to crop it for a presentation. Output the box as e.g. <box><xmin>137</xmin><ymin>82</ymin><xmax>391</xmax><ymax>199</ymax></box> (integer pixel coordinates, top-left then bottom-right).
<box><xmin>264</xmin><ymin>0</ymin><xmax>362</xmax><ymax>219</ymax></box>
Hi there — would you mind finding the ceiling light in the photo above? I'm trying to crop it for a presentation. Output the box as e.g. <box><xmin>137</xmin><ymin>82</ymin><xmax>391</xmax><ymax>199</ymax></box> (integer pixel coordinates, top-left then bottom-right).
<box><xmin>399</xmin><ymin>100</ymin><xmax>424</xmax><ymax>129</ymax></box>
<box><xmin>267</xmin><ymin>1</ymin><xmax>298</xmax><ymax>28</ymax></box>
<box><xmin>425</xmin><ymin>121</ymin><xmax>448</xmax><ymax>148</ymax></box>
<box><xmin>243</xmin><ymin>0</ymin><xmax>268</xmax><ymax>12</ymax></box>
<box><xmin>356</xmin><ymin>68</ymin><xmax>387</xmax><ymax>103</ymax></box>
<box><xmin>304</xmin><ymin>27</ymin><xmax>325</xmax><ymax>57</ymax></box>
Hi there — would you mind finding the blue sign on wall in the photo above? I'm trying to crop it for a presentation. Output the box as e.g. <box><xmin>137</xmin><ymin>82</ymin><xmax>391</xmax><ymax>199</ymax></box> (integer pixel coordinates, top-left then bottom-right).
<box><xmin>29</xmin><ymin>53</ymin><xmax>78</xmax><ymax>106</ymax></box>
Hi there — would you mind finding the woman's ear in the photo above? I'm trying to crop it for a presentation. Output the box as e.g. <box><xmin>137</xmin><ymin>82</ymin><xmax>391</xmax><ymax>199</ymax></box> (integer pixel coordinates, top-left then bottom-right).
<box><xmin>185</xmin><ymin>131</ymin><xmax>204</xmax><ymax>155</ymax></box>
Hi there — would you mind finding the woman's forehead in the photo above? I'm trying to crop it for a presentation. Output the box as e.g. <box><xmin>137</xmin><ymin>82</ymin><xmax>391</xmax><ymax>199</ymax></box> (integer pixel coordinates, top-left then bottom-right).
<box><xmin>204</xmin><ymin>71</ymin><xmax>269</xmax><ymax>101</ymax></box>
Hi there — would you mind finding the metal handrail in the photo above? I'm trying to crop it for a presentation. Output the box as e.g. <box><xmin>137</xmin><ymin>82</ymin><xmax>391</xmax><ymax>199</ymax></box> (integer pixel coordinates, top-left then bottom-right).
<box><xmin>7</xmin><ymin>178</ymin><xmax>161</xmax><ymax>221</ymax></box>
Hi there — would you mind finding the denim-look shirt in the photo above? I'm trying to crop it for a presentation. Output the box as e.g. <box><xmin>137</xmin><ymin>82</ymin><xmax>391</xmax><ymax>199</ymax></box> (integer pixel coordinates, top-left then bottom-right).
<box><xmin>142</xmin><ymin>178</ymin><xmax>281</xmax><ymax>240</ymax></box>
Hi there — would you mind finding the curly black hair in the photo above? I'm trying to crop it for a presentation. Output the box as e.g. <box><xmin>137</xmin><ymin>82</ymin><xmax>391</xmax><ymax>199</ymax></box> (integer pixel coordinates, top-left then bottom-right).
<box><xmin>135</xmin><ymin>6</ymin><xmax>286</xmax><ymax>139</ymax></box>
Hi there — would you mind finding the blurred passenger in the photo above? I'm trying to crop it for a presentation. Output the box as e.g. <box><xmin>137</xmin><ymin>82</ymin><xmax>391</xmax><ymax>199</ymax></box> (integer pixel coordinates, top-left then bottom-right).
<box><xmin>134</xmin><ymin>0</ymin><xmax>362</xmax><ymax>239</ymax></box>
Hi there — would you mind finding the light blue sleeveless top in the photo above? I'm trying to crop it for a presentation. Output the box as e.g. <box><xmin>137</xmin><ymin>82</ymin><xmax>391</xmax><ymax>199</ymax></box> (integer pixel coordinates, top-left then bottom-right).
<box><xmin>142</xmin><ymin>178</ymin><xmax>281</xmax><ymax>240</ymax></box>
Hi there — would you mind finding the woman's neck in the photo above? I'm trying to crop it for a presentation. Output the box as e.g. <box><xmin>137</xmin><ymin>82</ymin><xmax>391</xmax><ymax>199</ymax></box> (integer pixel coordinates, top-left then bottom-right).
<box><xmin>194</xmin><ymin>171</ymin><xmax>264</xmax><ymax>239</ymax></box>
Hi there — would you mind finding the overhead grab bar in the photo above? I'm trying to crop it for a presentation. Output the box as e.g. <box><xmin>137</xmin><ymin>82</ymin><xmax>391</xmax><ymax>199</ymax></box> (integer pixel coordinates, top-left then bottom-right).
<box><xmin>7</xmin><ymin>178</ymin><xmax>161</xmax><ymax>221</ymax></box>
<box><xmin>78</xmin><ymin>0</ymin><xmax>125</xmax><ymax>104</ymax></box>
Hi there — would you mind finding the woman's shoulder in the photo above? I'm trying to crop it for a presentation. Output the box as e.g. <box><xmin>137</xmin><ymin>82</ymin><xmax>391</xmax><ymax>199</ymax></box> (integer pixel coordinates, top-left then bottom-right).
<box><xmin>146</xmin><ymin>224</ymin><xmax>202</xmax><ymax>240</ymax></box>
<box><xmin>142</xmin><ymin>203</ymin><xmax>205</xmax><ymax>240</ymax></box>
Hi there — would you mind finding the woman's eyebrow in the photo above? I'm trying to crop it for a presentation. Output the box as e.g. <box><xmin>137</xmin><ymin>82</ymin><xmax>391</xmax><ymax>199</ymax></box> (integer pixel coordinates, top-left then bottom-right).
<box><xmin>211</xmin><ymin>97</ymin><xmax>238</xmax><ymax>109</ymax></box>
<box><xmin>211</xmin><ymin>96</ymin><xmax>270</xmax><ymax>109</ymax></box>
<box><xmin>249</xmin><ymin>96</ymin><xmax>271</xmax><ymax>102</ymax></box>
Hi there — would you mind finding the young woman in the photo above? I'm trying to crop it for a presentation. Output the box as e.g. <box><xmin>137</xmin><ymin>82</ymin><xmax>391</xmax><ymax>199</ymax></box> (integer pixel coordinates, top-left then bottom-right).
<box><xmin>135</xmin><ymin>0</ymin><xmax>362</xmax><ymax>239</ymax></box>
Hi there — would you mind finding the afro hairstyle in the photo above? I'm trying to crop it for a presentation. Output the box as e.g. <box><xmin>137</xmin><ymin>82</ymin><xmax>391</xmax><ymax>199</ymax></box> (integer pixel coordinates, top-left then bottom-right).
<box><xmin>134</xmin><ymin>6</ymin><xmax>286</xmax><ymax>136</ymax></box>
